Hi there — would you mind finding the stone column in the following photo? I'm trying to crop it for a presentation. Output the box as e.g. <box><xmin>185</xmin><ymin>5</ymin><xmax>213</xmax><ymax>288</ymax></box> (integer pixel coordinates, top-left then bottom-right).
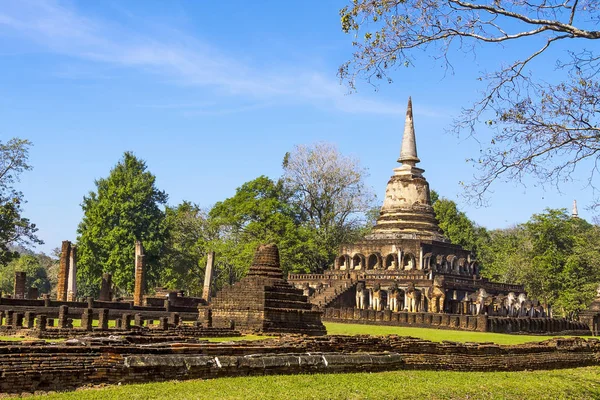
<box><xmin>67</xmin><ymin>245</ymin><xmax>77</xmax><ymax>301</ymax></box>
<box><xmin>13</xmin><ymin>313</ymin><xmax>23</xmax><ymax>329</ymax></box>
<box><xmin>37</xmin><ymin>315</ymin><xmax>47</xmax><ymax>331</ymax></box>
<box><xmin>57</xmin><ymin>241</ymin><xmax>71</xmax><ymax>301</ymax></box>
<box><xmin>99</xmin><ymin>273</ymin><xmax>112</xmax><ymax>301</ymax></box>
<box><xmin>13</xmin><ymin>272</ymin><xmax>26</xmax><ymax>299</ymax></box>
<box><xmin>82</xmin><ymin>309</ymin><xmax>93</xmax><ymax>331</ymax></box>
<box><xmin>169</xmin><ymin>312</ymin><xmax>180</xmax><ymax>327</ymax></box>
<box><xmin>6</xmin><ymin>310</ymin><xmax>14</xmax><ymax>326</ymax></box>
<box><xmin>202</xmin><ymin>251</ymin><xmax>215</xmax><ymax>302</ymax></box>
<box><xmin>159</xmin><ymin>316</ymin><xmax>169</xmax><ymax>330</ymax></box>
<box><xmin>133</xmin><ymin>241</ymin><xmax>145</xmax><ymax>307</ymax></box>
<box><xmin>24</xmin><ymin>312</ymin><xmax>35</xmax><ymax>329</ymax></box>
<box><xmin>134</xmin><ymin>313</ymin><xmax>143</xmax><ymax>327</ymax></box>
<box><xmin>122</xmin><ymin>314</ymin><xmax>132</xmax><ymax>330</ymax></box>
<box><xmin>98</xmin><ymin>308</ymin><xmax>109</xmax><ymax>330</ymax></box>
<box><xmin>58</xmin><ymin>305</ymin><xmax>69</xmax><ymax>329</ymax></box>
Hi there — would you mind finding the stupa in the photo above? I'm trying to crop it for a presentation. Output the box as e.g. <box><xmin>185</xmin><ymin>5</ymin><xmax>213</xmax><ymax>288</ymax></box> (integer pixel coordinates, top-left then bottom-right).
<box><xmin>211</xmin><ymin>244</ymin><xmax>326</xmax><ymax>335</ymax></box>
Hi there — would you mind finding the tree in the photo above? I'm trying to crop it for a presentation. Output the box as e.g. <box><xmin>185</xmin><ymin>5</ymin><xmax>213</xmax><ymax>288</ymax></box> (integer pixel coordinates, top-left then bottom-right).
<box><xmin>161</xmin><ymin>202</ymin><xmax>213</xmax><ymax>295</ymax></box>
<box><xmin>0</xmin><ymin>254</ymin><xmax>51</xmax><ymax>295</ymax></box>
<box><xmin>478</xmin><ymin>208</ymin><xmax>600</xmax><ymax>316</ymax></box>
<box><xmin>282</xmin><ymin>142</ymin><xmax>376</xmax><ymax>271</ymax></box>
<box><xmin>77</xmin><ymin>152</ymin><xmax>168</xmax><ymax>296</ymax></box>
<box><xmin>0</xmin><ymin>138</ymin><xmax>42</xmax><ymax>265</ymax></box>
<box><xmin>339</xmin><ymin>1</ymin><xmax>600</xmax><ymax>205</ymax></box>
<box><xmin>431</xmin><ymin>190</ymin><xmax>484</xmax><ymax>254</ymax></box>
<box><xmin>208</xmin><ymin>176</ymin><xmax>318</xmax><ymax>285</ymax></box>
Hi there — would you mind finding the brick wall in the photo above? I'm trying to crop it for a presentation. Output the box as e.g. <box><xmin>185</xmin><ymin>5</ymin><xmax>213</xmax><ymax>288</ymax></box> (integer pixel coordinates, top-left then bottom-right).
<box><xmin>0</xmin><ymin>335</ymin><xmax>598</xmax><ymax>394</ymax></box>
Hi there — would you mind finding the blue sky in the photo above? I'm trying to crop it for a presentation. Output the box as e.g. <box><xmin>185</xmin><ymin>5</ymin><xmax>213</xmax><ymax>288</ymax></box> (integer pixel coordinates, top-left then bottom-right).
<box><xmin>0</xmin><ymin>0</ymin><xmax>594</xmax><ymax>254</ymax></box>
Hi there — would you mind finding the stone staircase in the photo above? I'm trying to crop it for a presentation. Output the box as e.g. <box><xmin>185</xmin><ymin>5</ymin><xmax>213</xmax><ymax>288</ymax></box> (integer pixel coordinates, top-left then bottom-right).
<box><xmin>310</xmin><ymin>281</ymin><xmax>356</xmax><ymax>309</ymax></box>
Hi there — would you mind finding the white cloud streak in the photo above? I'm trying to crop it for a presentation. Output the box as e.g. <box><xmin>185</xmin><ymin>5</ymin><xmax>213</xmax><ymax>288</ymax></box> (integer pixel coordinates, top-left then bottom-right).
<box><xmin>0</xmin><ymin>0</ymin><xmax>446</xmax><ymax>117</ymax></box>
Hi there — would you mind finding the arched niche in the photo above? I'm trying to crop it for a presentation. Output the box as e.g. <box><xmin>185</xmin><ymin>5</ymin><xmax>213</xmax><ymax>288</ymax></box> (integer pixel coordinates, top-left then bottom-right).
<box><xmin>403</xmin><ymin>253</ymin><xmax>416</xmax><ymax>270</ymax></box>
<box><xmin>384</xmin><ymin>253</ymin><xmax>398</xmax><ymax>270</ymax></box>
<box><xmin>367</xmin><ymin>253</ymin><xmax>381</xmax><ymax>269</ymax></box>
<box><xmin>352</xmin><ymin>253</ymin><xmax>366</xmax><ymax>270</ymax></box>
<box><xmin>336</xmin><ymin>254</ymin><xmax>350</xmax><ymax>270</ymax></box>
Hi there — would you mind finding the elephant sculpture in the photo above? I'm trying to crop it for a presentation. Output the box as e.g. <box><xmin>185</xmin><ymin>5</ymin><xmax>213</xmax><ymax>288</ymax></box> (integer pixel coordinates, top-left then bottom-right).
<box><xmin>405</xmin><ymin>282</ymin><xmax>421</xmax><ymax>313</ymax></box>
<box><xmin>388</xmin><ymin>283</ymin><xmax>404</xmax><ymax>312</ymax></box>
<box><xmin>370</xmin><ymin>283</ymin><xmax>383</xmax><ymax>311</ymax></box>
<box><xmin>426</xmin><ymin>276</ymin><xmax>445</xmax><ymax>313</ymax></box>
<box><xmin>504</xmin><ymin>292</ymin><xmax>517</xmax><ymax>316</ymax></box>
<box><xmin>355</xmin><ymin>282</ymin><xmax>367</xmax><ymax>310</ymax></box>
<box><xmin>515</xmin><ymin>293</ymin><xmax>528</xmax><ymax>316</ymax></box>
<box><xmin>469</xmin><ymin>288</ymin><xmax>489</xmax><ymax>315</ymax></box>
<box><xmin>302</xmin><ymin>282</ymin><xmax>311</xmax><ymax>297</ymax></box>
<box><xmin>491</xmin><ymin>295</ymin><xmax>506</xmax><ymax>316</ymax></box>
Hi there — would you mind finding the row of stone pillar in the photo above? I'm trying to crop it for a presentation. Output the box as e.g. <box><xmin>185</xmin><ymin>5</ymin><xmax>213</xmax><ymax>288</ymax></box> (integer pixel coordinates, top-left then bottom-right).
<box><xmin>0</xmin><ymin>307</ymin><xmax>189</xmax><ymax>331</ymax></box>
<box><xmin>325</xmin><ymin>307</ymin><xmax>489</xmax><ymax>332</ymax></box>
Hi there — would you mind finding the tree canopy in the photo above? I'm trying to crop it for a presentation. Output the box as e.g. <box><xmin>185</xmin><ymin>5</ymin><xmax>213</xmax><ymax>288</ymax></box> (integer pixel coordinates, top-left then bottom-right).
<box><xmin>478</xmin><ymin>208</ymin><xmax>600</xmax><ymax>316</ymax></box>
<box><xmin>0</xmin><ymin>138</ymin><xmax>42</xmax><ymax>266</ymax></box>
<box><xmin>283</xmin><ymin>142</ymin><xmax>376</xmax><ymax>271</ymax></box>
<box><xmin>0</xmin><ymin>254</ymin><xmax>51</xmax><ymax>295</ymax></box>
<box><xmin>208</xmin><ymin>176</ymin><xmax>318</xmax><ymax>284</ymax></box>
<box><xmin>76</xmin><ymin>152</ymin><xmax>168</xmax><ymax>296</ymax></box>
<box><xmin>161</xmin><ymin>201</ymin><xmax>212</xmax><ymax>295</ymax></box>
<box><xmin>431</xmin><ymin>190</ymin><xmax>483</xmax><ymax>255</ymax></box>
<box><xmin>339</xmin><ymin>1</ymin><xmax>600</xmax><ymax>206</ymax></box>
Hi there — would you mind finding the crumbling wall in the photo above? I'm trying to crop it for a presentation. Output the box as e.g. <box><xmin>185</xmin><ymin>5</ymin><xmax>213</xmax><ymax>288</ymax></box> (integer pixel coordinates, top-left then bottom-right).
<box><xmin>0</xmin><ymin>336</ymin><xmax>598</xmax><ymax>394</ymax></box>
<box><xmin>324</xmin><ymin>307</ymin><xmax>591</xmax><ymax>335</ymax></box>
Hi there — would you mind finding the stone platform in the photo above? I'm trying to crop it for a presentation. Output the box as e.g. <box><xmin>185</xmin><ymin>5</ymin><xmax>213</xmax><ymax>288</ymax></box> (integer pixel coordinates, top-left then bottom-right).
<box><xmin>211</xmin><ymin>244</ymin><xmax>326</xmax><ymax>335</ymax></box>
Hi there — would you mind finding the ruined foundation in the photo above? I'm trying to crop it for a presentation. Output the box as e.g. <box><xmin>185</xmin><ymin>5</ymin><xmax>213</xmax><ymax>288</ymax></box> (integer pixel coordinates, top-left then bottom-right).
<box><xmin>211</xmin><ymin>244</ymin><xmax>326</xmax><ymax>335</ymax></box>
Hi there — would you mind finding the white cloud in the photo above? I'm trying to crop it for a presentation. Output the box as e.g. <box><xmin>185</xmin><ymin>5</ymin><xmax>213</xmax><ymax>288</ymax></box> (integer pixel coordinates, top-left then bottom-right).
<box><xmin>0</xmin><ymin>0</ymin><xmax>447</xmax><ymax>117</ymax></box>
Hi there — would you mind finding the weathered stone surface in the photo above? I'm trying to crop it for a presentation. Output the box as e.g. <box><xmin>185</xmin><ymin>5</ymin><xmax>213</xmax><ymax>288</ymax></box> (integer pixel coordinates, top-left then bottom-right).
<box><xmin>0</xmin><ymin>335</ymin><xmax>598</xmax><ymax>394</ymax></box>
<box><xmin>211</xmin><ymin>244</ymin><xmax>326</xmax><ymax>336</ymax></box>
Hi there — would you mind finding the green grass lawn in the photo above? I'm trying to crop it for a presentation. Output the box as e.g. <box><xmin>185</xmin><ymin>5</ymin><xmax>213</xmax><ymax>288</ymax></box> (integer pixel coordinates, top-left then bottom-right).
<box><xmin>30</xmin><ymin>367</ymin><xmax>600</xmax><ymax>400</ymax></box>
<box><xmin>0</xmin><ymin>335</ymin><xmax>26</xmax><ymax>341</ymax></box>
<box><xmin>324</xmin><ymin>322</ymin><xmax>593</xmax><ymax>345</ymax></box>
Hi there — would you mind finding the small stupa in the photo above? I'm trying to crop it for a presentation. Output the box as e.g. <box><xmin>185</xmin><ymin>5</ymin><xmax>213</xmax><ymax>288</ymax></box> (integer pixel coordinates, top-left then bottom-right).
<box><xmin>211</xmin><ymin>244</ymin><xmax>326</xmax><ymax>335</ymax></box>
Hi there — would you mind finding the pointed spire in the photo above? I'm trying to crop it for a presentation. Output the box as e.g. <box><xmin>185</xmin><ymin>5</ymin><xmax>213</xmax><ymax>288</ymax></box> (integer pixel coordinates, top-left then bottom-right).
<box><xmin>398</xmin><ymin>97</ymin><xmax>420</xmax><ymax>166</ymax></box>
<box><xmin>572</xmin><ymin>200</ymin><xmax>579</xmax><ymax>218</ymax></box>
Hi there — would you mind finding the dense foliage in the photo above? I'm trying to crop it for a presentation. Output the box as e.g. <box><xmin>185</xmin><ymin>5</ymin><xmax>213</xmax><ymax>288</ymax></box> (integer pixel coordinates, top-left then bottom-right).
<box><xmin>0</xmin><ymin>253</ymin><xmax>53</xmax><ymax>295</ymax></box>
<box><xmin>432</xmin><ymin>193</ymin><xmax>600</xmax><ymax>316</ymax></box>
<box><xmin>76</xmin><ymin>152</ymin><xmax>168</xmax><ymax>296</ymax></box>
<box><xmin>479</xmin><ymin>209</ymin><xmax>600</xmax><ymax>317</ymax></box>
<box><xmin>0</xmin><ymin>138</ymin><xmax>42</xmax><ymax>266</ymax></box>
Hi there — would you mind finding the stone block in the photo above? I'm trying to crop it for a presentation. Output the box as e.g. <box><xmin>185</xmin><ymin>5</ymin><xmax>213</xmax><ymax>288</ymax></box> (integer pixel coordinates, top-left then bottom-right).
<box><xmin>98</xmin><ymin>309</ymin><xmax>109</xmax><ymax>330</ymax></box>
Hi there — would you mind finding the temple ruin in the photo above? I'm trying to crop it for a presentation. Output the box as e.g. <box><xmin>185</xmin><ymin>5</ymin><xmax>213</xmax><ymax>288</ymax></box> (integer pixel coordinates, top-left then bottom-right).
<box><xmin>289</xmin><ymin>98</ymin><xmax>539</xmax><ymax>319</ymax></box>
<box><xmin>211</xmin><ymin>244</ymin><xmax>326</xmax><ymax>335</ymax></box>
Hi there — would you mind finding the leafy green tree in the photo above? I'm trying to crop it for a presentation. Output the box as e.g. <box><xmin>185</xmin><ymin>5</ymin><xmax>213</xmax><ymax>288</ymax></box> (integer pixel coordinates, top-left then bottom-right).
<box><xmin>0</xmin><ymin>138</ymin><xmax>42</xmax><ymax>265</ymax></box>
<box><xmin>77</xmin><ymin>152</ymin><xmax>168</xmax><ymax>296</ymax></box>
<box><xmin>0</xmin><ymin>254</ymin><xmax>50</xmax><ymax>295</ymax></box>
<box><xmin>431</xmin><ymin>191</ymin><xmax>483</xmax><ymax>254</ymax></box>
<box><xmin>161</xmin><ymin>202</ymin><xmax>213</xmax><ymax>295</ymax></box>
<box><xmin>208</xmin><ymin>176</ymin><xmax>318</xmax><ymax>285</ymax></box>
<box><xmin>479</xmin><ymin>208</ymin><xmax>600</xmax><ymax>316</ymax></box>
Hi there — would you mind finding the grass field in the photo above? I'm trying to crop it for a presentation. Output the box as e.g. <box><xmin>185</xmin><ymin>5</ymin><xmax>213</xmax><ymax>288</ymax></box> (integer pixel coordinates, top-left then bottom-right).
<box><xmin>30</xmin><ymin>367</ymin><xmax>600</xmax><ymax>400</ymax></box>
<box><xmin>0</xmin><ymin>321</ymin><xmax>591</xmax><ymax>345</ymax></box>
<box><xmin>324</xmin><ymin>322</ymin><xmax>591</xmax><ymax>345</ymax></box>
